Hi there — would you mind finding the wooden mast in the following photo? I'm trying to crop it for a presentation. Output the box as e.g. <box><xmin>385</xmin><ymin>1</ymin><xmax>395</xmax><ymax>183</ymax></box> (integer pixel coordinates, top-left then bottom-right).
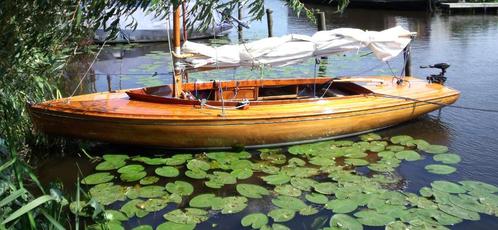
<box><xmin>172</xmin><ymin>3</ymin><xmax>182</xmax><ymax>98</ymax></box>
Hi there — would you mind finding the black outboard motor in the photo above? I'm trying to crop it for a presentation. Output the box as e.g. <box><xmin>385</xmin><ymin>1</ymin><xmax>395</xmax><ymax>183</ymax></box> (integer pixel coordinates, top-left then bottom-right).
<box><xmin>420</xmin><ymin>63</ymin><xmax>450</xmax><ymax>84</ymax></box>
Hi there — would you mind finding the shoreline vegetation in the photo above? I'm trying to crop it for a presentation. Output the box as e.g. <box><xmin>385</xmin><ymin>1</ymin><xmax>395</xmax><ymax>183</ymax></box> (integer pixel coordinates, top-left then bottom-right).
<box><xmin>0</xmin><ymin>1</ymin><xmax>314</xmax><ymax>228</ymax></box>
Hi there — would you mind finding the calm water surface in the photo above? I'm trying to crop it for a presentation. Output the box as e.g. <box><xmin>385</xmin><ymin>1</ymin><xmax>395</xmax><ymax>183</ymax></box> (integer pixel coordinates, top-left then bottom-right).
<box><xmin>38</xmin><ymin>2</ymin><xmax>498</xmax><ymax>229</ymax></box>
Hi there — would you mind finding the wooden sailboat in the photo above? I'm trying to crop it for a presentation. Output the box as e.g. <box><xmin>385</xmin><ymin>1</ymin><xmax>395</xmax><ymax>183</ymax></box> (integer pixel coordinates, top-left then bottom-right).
<box><xmin>28</xmin><ymin>5</ymin><xmax>460</xmax><ymax>149</ymax></box>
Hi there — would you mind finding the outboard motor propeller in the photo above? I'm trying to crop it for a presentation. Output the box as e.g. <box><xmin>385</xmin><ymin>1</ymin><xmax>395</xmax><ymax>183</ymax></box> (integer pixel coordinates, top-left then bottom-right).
<box><xmin>420</xmin><ymin>63</ymin><xmax>450</xmax><ymax>84</ymax></box>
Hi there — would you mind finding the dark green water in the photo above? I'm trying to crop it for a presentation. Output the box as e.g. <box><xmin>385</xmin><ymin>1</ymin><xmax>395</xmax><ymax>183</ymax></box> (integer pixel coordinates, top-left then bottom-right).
<box><xmin>39</xmin><ymin>1</ymin><xmax>498</xmax><ymax>229</ymax></box>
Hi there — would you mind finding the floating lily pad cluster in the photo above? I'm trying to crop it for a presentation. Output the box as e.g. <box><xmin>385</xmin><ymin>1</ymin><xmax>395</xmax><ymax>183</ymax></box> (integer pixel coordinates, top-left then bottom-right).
<box><xmin>76</xmin><ymin>134</ymin><xmax>498</xmax><ymax>230</ymax></box>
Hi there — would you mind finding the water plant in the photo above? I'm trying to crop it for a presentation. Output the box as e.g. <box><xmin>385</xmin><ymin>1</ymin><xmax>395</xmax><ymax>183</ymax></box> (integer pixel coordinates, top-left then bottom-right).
<box><xmin>70</xmin><ymin>133</ymin><xmax>498</xmax><ymax>229</ymax></box>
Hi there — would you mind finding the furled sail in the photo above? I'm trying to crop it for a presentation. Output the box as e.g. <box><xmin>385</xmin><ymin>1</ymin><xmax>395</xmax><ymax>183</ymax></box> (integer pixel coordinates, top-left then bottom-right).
<box><xmin>181</xmin><ymin>26</ymin><xmax>415</xmax><ymax>68</ymax></box>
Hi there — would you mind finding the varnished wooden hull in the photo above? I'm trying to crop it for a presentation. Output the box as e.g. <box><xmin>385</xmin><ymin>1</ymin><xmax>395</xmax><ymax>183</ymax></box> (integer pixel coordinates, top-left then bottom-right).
<box><xmin>28</xmin><ymin>77</ymin><xmax>459</xmax><ymax>149</ymax></box>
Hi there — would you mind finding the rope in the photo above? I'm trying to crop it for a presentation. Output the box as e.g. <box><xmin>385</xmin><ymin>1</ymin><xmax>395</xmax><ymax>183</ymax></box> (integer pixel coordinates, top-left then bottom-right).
<box><xmin>68</xmin><ymin>40</ymin><xmax>108</xmax><ymax>99</ymax></box>
<box><xmin>200</xmin><ymin>99</ymin><xmax>250</xmax><ymax>110</ymax></box>
<box><xmin>320</xmin><ymin>79</ymin><xmax>334</xmax><ymax>98</ymax></box>
<box><xmin>373</xmin><ymin>93</ymin><xmax>498</xmax><ymax>113</ymax></box>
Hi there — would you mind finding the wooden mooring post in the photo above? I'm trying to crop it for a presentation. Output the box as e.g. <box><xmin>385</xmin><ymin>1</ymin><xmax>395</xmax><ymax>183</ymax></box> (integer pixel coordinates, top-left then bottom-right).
<box><xmin>316</xmin><ymin>10</ymin><xmax>327</xmax><ymax>76</ymax></box>
<box><xmin>266</xmin><ymin>9</ymin><xmax>273</xmax><ymax>37</ymax></box>
<box><xmin>238</xmin><ymin>2</ymin><xmax>243</xmax><ymax>41</ymax></box>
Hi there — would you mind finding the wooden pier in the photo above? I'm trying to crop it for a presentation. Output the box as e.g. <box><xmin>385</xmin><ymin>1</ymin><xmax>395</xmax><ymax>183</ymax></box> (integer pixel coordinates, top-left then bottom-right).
<box><xmin>441</xmin><ymin>3</ymin><xmax>498</xmax><ymax>14</ymax></box>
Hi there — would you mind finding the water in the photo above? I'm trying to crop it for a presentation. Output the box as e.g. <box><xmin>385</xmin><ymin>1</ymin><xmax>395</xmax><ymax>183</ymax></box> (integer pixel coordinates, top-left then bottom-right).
<box><xmin>38</xmin><ymin>2</ymin><xmax>498</xmax><ymax>229</ymax></box>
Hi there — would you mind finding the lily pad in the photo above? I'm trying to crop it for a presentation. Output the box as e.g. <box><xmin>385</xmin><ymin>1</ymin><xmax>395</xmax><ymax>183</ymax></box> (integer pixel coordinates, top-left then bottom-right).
<box><xmin>344</xmin><ymin>159</ymin><xmax>369</xmax><ymax>166</ymax></box>
<box><xmin>172</xmin><ymin>153</ymin><xmax>193</xmax><ymax>161</ymax></box>
<box><xmin>406</xmin><ymin>139</ymin><xmax>431</xmax><ymax>150</ymax></box>
<box><xmin>419</xmin><ymin>187</ymin><xmax>433</xmax><ymax>197</ymax></box>
<box><xmin>89</xmin><ymin>183</ymin><xmax>126</xmax><ymax>205</ymax></box>
<box><xmin>166</xmin><ymin>181</ymin><xmax>194</xmax><ymax>196</ymax></box>
<box><xmin>156</xmin><ymin>222</ymin><xmax>195</xmax><ymax>230</ymax></box>
<box><xmin>261</xmin><ymin>174</ymin><xmax>290</xmax><ymax>185</ymax></box>
<box><xmin>290</xmin><ymin>177</ymin><xmax>317</xmax><ymax>191</ymax></box>
<box><xmin>120</xmin><ymin>171</ymin><xmax>147</xmax><ymax>182</ymax></box>
<box><xmin>236</xmin><ymin>184</ymin><xmax>270</xmax><ymax>199</ymax></box>
<box><xmin>260</xmin><ymin>151</ymin><xmax>287</xmax><ymax>165</ymax></box>
<box><xmin>120</xmin><ymin>199</ymin><xmax>149</xmax><ymax>218</ymax></box>
<box><xmin>268</xmin><ymin>209</ymin><xmax>295</xmax><ymax>222</ymax></box>
<box><xmin>138</xmin><ymin>198</ymin><xmax>170</xmax><ymax>212</ymax></box>
<box><xmin>117</xmin><ymin>164</ymin><xmax>145</xmax><ymax>174</ymax></box>
<box><xmin>390</xmin><ymin>135</ymin><xmax>413</xmax><ymax>145</ymax></box>
<box><xmin>330</xmin><ymin>214</ymin><xmax>363</xmax><ymax>230</ymax></box>
<box><xmin>378</xmin><ymin>151</ymin><xmax>395</xmax><ymax>158</ymax></box>
<box><xmin>163</xmin><ymin>158</ymin><xmax>187</xmax><ymax>166</ymax></box>
<box><xmin>133</xmin><ymin>157</ymin><xmax>166</xmax><ymax>165</ymax></box>
<box><xmin>131</xmin><ymin>225</ymin><xmax>153</xmax><ymax>230</ymax></box>
<box><xmin>433</xmin><ymin>154</ymin><xmax>461</xmax><ymax>164</ymax></box>
<box><xmin>272</xmin><ymin>224</ymin><xmax>291</xmax><ymax>230</ymax></box>
<box><xmin>140</xmin><ymin>176</ymin><xmax>159</xmax><ymax>185</ymax></box>
<box><xmin>103</xmin><ymin>154</ymin><xmax>129</xmax><ymax>161</ymax></box>
<box><xmin>185</xmin><ymin>170</ymin><xmax>207</xmax><ymax>179</ymax></box>
<box><xmin>272</xmin><ymin>196</ymin><xmax>307</xmax><ymax>210</ymax></box>
<box><xmin>305</xmin><ymin>193</ymin><xmax>329</xmax><ymax>204</ymax></box>
<box><xmin>288</xmin><ymin>158</ymin><xmax>306</xmax><ymax>167</ymax></box>
<box><xmin>155</xmin><ymin>166</ymin><xmax>180</xmax><ymax>177</ymax></box>
<box><xmin>425</xmin><ymin>164</ymin><xmax>456</xmax><ymax>175</ymax></box>
<box><xmin>163</xmin><ymin>208</ymin><xmax>209</xmax><ymax>224</ymax></box>
<box><xmin>438</xmin><ymin>204</ymin><xmax>480</xmax><ymax>220</ymax></box>
<box><xmin>220</xmin><ymin>196</ymin><xmax>248</xmax><ymax>214</ymax></box>
<box><xmin>309</xmin><ymin>157</ymin><xmax>336</xmax><ymax>166</ymax></box>
<box><xmin>241</xmin><ymin>213</ymin><xmax>268</xmax><ymax>229</ymax></box>
<box><xmin>82</xmin><ymin>172</ymin><xmax>115</xmax><ymax>185</ymax></box>
<box><xmin>360</xmin><ymin>133</ymin><xmax>382</xmax><ymax>141</ymax></box>
<box><xmin>325</xmin><ymin>199</ymin><xmax>358</xmax><ymax>214</ymax></box>
<box><xmin>354</xmin><ymin>210</ymin><xmax>395</xmax><ymax>226</ymax></box>
<box><xmin>96</xmin><ymin>160</ymin><xmax>126</xmax><ymax>171</ymax></box>
<box><xmin>104</xmin><ymin>210</ymin><xmax>129</xmax><ymax>222</ymax></box>
<box><xmin>299</xmin><ymin>206</ymin><xmax>319</xmax><ymax>216</ymax></box>
<box><xmin>313</xmin><ymin>182</ymin><xmax>337</xmax><ymax>195</ymax></box>
<box><xmin>459</xmin><ymin>180</ymin><xmax>498</xmax><ymax>193</ymax></box>
<box><xmin>205</xmin><ymin>171</ymin><xmax>237</xmax><ymax>188</ymax></box>
<box><xmin>449</xmin><ymin>194</ymin><xmax>489</xmax><ymax>214</ymax></box>
<box><xmin>431</xmin><ymin>181</ymin><xmax>467</xmax><ymax>193</ymax></box>
<box><xmin>423</xmin><ymin>145</ymin><xmax>449</xmax><ymax>154</ymax></box>
<box><xmin>187</xmin><ymin>159</ymin><xmax>211</xmax><ymax>171</ymax></box>
<box><xmin>281</xmin><ymin>166</ymin><xmax>319</xmax><ymax>178</ymax></box>
<box><xmin>274</xmin><ymin>184</ymin><xmax>302</xmax><ymax>197</ymax></box>
<box><xmin>189</xmin><ymin>194</ymin><xmax>219</xmax><ymax>208</ymax></box>
<box><xmin>231</xmin><ymin>168</ymin><xmax>253</xmax><ymax>180</ymax></box>
<box><xmin>367</xmin><ymin>163</ymin><xmax>395</xmax><ymax>172</ymax></box>
<box><xmin>395</xmin><ymin>150</ymin><xmax>421</xmax><ymax>161</ymax></box>
<box><xmin>386</xmin><ymin>145</ymin><xmax>405</xmax><ymax>152</ymax></box>
<box><xmin>126</xmin><ymin>185</ymin><xmax>167</xmax><ymax>199</ymax></box>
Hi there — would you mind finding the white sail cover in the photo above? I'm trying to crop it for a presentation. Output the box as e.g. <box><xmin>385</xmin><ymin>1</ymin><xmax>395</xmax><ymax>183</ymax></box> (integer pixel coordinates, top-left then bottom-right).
<box><xmin>182</xmin><ymin>26</ymin><xmax>415</xmax><ymax>68</ymax></box>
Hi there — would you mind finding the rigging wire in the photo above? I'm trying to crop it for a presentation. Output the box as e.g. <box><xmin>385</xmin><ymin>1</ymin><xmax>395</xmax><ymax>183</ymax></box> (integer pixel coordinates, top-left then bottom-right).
<box><xmin>68</xmin><ymin>40</ymin><xmax>108</xmax><ymax>100</ymax></box>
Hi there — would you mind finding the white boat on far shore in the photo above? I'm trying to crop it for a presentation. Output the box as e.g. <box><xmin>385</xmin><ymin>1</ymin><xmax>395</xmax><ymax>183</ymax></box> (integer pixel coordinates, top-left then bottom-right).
<box><xmin>94</xmin><ymin>8</ymin><xmax>233</xmax><ymax>43</ymax></box>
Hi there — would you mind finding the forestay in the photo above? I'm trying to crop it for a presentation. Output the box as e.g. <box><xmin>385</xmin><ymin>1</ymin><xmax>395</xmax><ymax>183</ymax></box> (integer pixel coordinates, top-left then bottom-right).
<box><xmin>181</xmin><ymin>26</ymin><xmax>415</xmax><ymax>68</ymax></box>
